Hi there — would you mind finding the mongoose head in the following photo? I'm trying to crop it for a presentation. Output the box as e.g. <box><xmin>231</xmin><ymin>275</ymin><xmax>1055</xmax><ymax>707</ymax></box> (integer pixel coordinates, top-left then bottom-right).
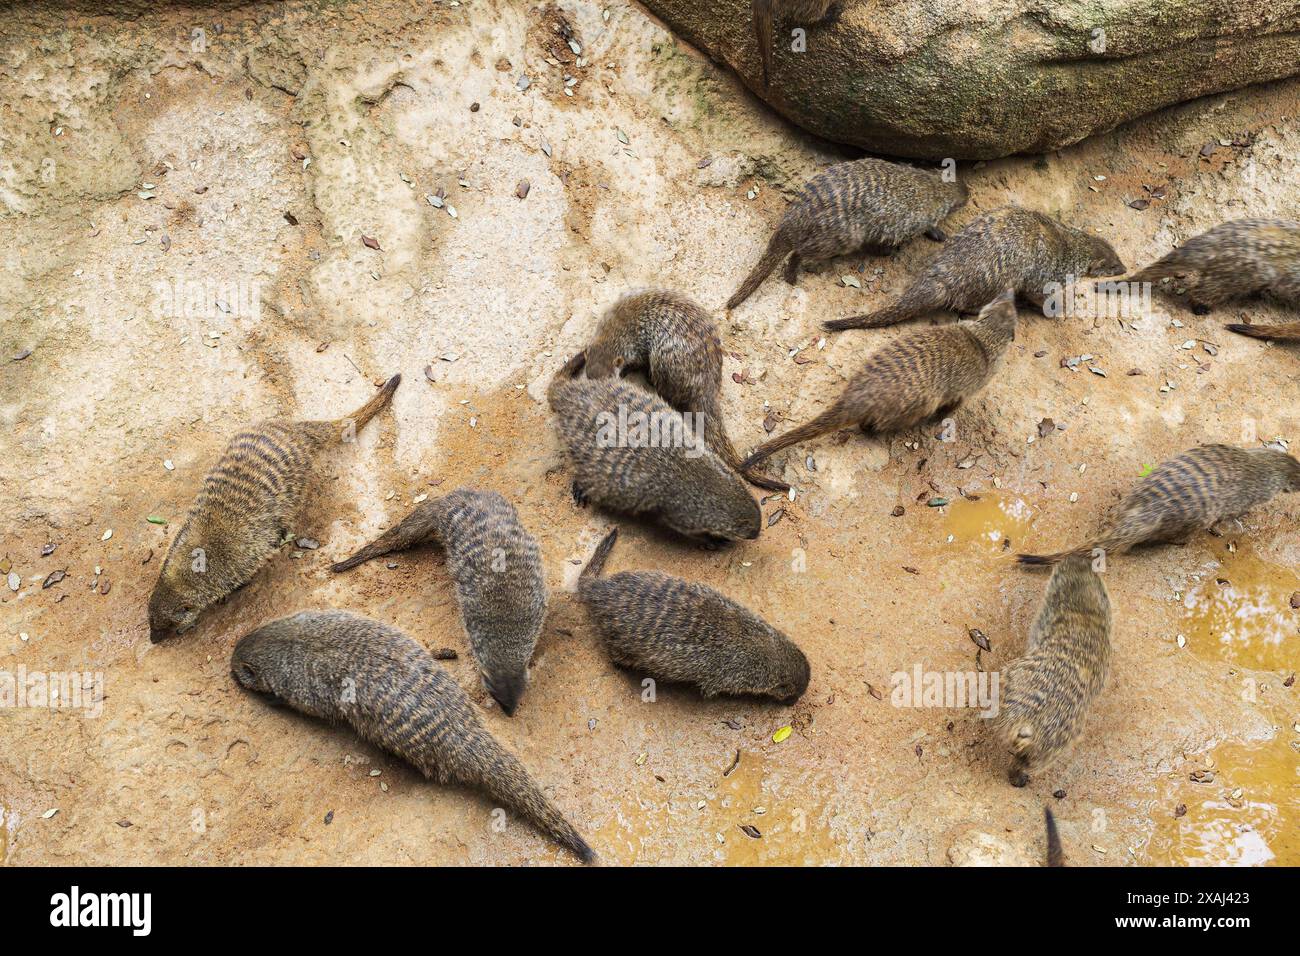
<box><xmin>1256</xmin><ymin>446</ymin><xmax>1300</xmax><ymax>491</ymax></box>
<box><xmin>230</xmin><ymin>614</ymin><xmax>304</xmax><ymax>698</ymax></box>
<box><xmin>148</xmin><ymin>578</ymin><xmax>201</xmax><ymax>642</ymax></box>
<box><xmin>481</xmin><ymin>664</ymin><xmax>528</xmax><ymax>717</ymax></box>
<box><xmin>148</xmin><ymin>523</ymin><xmax>217</xmax><ymax>641</ymax></box>
<box><xmin>665</xmin><ymin>463</ymin><xmax>762</xmax><ymax>542</ymax></box>
<box><xmin>583</xmin><ymin>338</ymin><xmax>634</xmax><ymax>380</ymax></box>
<box><xmin>584</xmin><ymin>301</ymin><xmax>638</xmax><ymax>379</ymax></box>
<box><xmin>766</xmin><ymin>638</ymin><xmax>812</xmax><ymax>704</ymax></box>
<box><xmin>1076</xmin><ymin>231</ymin><xmax>1126</xmax><ymax>277</ymax></box>
<box><xmin>722</xmin><ymin>620</ymin><xmax>809</xmax><ymax>703</ymax></box>
<box><xmin>1006</xmin><ymin>723</ymin><xmax>1036</xmax><ymax>786</ymax></box>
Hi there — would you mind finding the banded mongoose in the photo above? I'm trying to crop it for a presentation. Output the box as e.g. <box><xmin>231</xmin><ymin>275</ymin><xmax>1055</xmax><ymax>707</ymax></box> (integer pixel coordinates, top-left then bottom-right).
<box><xmin>1130</xmin><ymin>219</ymin><xmax>1300</xmax><ymax>315</ymax></box>
<box><xmin>741</xmin><ymin>290</ymin><xmax>1017</xmax><ymax>480</ymax></box>
<box><xmin>1017</xmin><ymin>444</ymin><xmax>1300</xmax><ymax>566</ymax></box>
<box><xmin>726</xmin><ymin>157</ymin><xmax>967</xmax><ymax>310</ymax></box>
<box><xmin>989</xmin><ymin>554</ymin><xmax>1111</xmax><ymax>787</ymax></box>
<box><xmin>575</xmin><ymin>528</ymin><xmax>810</xmax><ymax>702</ymax></box>
<box><xmin>231</xmin><ymin>611</ymin><xmax>595</xmax><ymax>863</ymax></box>
<box><xmin>823</xmin><ymin>206</ymin><xmax>1125</xmax><ymax>331</ymax></box>
<box><xmin>548</xmin><ymin>353</ymin><xmax>762</xmax><ymax>543</ymax></box>
<box><xmin>330</xmin><ymin>489</ymin><xmax>547</xmax><ymax>717</ymax></box>
<box><xmin>752</xmin><ymin>0</ymin><xmax>838</xmax><ymax>87</ymax></box>
<box><xmin>583</xmin><ymin>289</ymin><xmax>789</xmax><ymax>492</ymax></box>
<box><xmin>147</xmin><ymin>374</ymin><xmax>401</xmax><ymax>642</ymax></box>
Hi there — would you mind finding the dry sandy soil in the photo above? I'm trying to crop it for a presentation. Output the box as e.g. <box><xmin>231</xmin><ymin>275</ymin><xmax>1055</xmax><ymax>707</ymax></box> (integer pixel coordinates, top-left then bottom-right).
<box><xmin>1</xmin><ymin>0</ymin><xmax>1297</xmax><ymax>866</ymax></box>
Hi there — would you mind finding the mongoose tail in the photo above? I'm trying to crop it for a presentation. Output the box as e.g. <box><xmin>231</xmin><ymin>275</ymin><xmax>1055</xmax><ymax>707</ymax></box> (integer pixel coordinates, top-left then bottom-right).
<box><xmin>1227</xmin><ymin>321</ymin><xmax>1300</xmax><ymax>342</ymax></box>
<box><xmin>697</xmin><ymin>404</ymin><xmax>791</xmax><ymax>492</ymax></box>
<box><xmin>741</xmin><ymin>407</ymin><xmax>848</xmax><ymax>473</ymax></box>
<box><xmin>713</xmin><ymin>426</ymin><xmax>791</xmax><ymax>491</ymax></box>
<box><xmin>1018</xmin><ymin>527</ymin><xmax>1142</xmax><ymax>567</ymax></box>
<box><xmin>1045</xmin><ymin>807</ymin><xmax>1064</xmax><ymax>867</ymax></box>
<box><xmin>1016</xmin><ymin>548</ymin><xmax>1087</xmax><ymax>567</ymax></box>
<box><xmin>823</xmin><ymin>281</ymin><xmax>946</xmax><ymax>331</ymax></box>
<box><xmin>727</xmin><ymin>229</ymin><xmax>793</xmax><ymax>310</ymax></box>
<box><xmin>334</xmin><ymin>373</ymin><xmax>401</xmax><ymax>434</ymax></box>
<box><xmin>579</xmin><ymin>528</ymin><xmax>619</xmax><ymax>588</ymax></box>
<box><xmin>475</xmin><ymin>751</ymin><xmax>597</xmax><ymax>864</ymax></box>
<box><xmin>330</xmin><ymin>501</ymin><xmax>442</xmax><ymax>572</ymax></box>
<box><xmin>1128</xmin><ymin>250</ymin><xmax>1186</xmax><ymax>284</ymax></box>
<box><xmin>753</xmin><ymin>0</ymin><xmax>775</xmax><ymax>87</ymax></box>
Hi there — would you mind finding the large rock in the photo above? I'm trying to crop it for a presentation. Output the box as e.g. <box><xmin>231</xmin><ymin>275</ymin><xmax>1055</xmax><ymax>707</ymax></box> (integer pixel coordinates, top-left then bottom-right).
<box><xmin>639</xmin><ymin>0</ymin><xmax>1300</xmax><ymax>159</ymax></box>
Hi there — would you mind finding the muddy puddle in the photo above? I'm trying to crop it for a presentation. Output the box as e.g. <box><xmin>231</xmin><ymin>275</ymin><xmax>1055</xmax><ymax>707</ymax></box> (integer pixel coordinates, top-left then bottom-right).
<box><xmin>1145</xmin><ymin>733</ymin><xmax>1300</xmax><ymax>865</ymax></box>
<box><xmin>1178</xmin><ymin>540</ymin><xmax>1300</xmax><ymax>673</ymax></box>
<box><xmin>940</xmin><ymin>492</ymin><xmax>1035</xmax><ymax>556</ymax></box>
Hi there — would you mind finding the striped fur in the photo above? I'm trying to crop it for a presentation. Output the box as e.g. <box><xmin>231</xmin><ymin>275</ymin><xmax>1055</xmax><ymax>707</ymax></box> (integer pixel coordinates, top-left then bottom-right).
<box><xmin>548</xmin><ymin>367</ymin><xmax>762</xmax><ymax>543</ymax></box>
<box><xmin>148</xmin><ymin>375</ymin><xmax>400</xmax><ymax>641</ymax></box>
<box><xmin>576</xmin><ymin>529</ymin><xmax>809</xmax><ymax>702</ymax></box>
<box><xmin>331</xmin><ymin>489</ymin><xmax>547</xmax><ymax>716</ymax></box>
<box><xmin>584</xmin><ymin>289</ymin><xmax>788</xmax><ymax>491</ymax></box>
<box><xmin>1018</xmin><ymin>444</ymin><xmax>1300</xmax><ymax>566</ymax></box>
<box><xmin>990</xmin><ymin>555</ymin><xmax>1112</xmax><ymax>786</ymax></box>
<box><xmin>743</xmin><ymin>290</ymin><xmax>1016</xmax><ymax>480</ymax></box>
<box><xmin>825</xmin><ymin>206</ymin><xmax>1124</xmax><ymax>331</ymax></box>
<box><xmin>726</xmin><ymin>157</ymin><xmax>967</xmax><ymax>309</ymax></box>
<box><xmin>231</xmin><ymin>611</ymin><xmax>594</xmax><ymax>863</ymax></box>
<box><xmin>1131</xmin><ymin>219</ymin><xmax>1300</xmax><ymax>312</ymax></box>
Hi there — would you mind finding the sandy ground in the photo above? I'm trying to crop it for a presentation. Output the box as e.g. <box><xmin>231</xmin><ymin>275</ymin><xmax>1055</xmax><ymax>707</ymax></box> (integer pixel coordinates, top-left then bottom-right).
<box><xmin>1</xmin><ymin>0</ymin><xmax>1297</xmax><ymax>867</ymax></box>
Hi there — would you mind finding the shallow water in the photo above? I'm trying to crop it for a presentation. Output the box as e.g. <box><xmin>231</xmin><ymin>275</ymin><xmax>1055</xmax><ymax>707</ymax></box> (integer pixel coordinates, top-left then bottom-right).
<box><xmin>1145</xmin><ymin>734</ymin><xmax>1300</xmax><ymax>866</ymax></box>
<box><xmin>942</xmin><ymin>493</ymin><xmax>1035</xmax><ymax>556</ymax></box>
<box><xmin>1180</xmin><ymin>541</ymin><xmax>1300</xmax><ymax>673</ymax></box>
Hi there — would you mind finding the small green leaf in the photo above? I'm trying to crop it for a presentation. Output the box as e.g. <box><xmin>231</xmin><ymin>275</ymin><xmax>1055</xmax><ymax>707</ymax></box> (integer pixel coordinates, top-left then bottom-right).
<box><xmin>1139</xmin><ymin>464</ymin><xmax>1154</xmax><ymax>478</ymax></box>
<box><xmin>146</xmin><ymin>515</ymin><xmax>167</xmax><ymax>524</ymax></box>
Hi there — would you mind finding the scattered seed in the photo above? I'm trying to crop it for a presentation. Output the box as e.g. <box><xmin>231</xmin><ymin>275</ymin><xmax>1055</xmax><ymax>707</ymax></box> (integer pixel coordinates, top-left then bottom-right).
<box><xmin>738</xmin><ymin>824</ymin><xmax>761</xmax><ymax>839</ymax></box>
<box><xmin>968</xmin><ymin>628</ymin><xmax>991</xmax><ymax>652</ymax></box>
<box><xmin>516</xmin><ymin>179</ymin><xmax>530</xmax><ymax>199</ymax></box>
